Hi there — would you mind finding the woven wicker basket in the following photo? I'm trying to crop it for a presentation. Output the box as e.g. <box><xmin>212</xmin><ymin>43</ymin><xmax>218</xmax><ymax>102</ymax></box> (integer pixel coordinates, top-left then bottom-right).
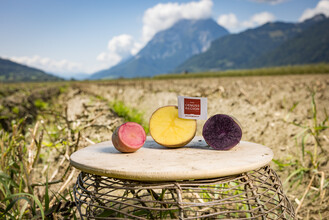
<box><xmin>73</xmin><ymin>165</ymin><xmax>295</xmax><ymax>219</ymax></box>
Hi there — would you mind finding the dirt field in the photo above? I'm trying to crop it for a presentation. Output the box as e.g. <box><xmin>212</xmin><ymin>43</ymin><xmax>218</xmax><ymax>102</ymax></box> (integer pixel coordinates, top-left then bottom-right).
<box><xmin>2</xmin><ymin>74</ymin><xmax>328</xmax><ymax>219</ymax></box>
<box><xmin>78</xmin><ymin>74</ymin><xmax>328</xmax><ymax>151</ymax></box>
<box><xmin>67</xmin><ymin>74</ymin><xmax>328</xmax><ymax>219</ymax></box>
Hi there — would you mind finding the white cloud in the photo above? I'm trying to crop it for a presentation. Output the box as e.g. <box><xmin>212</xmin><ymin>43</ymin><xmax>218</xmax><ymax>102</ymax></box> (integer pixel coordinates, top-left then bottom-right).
<box><xmin>217</xmin><ymin>13</ymin><xmax>239</xmax><ymax>30</ymax></box>
<box><xmin>96</xmin><ymin>52</ymin><xmax>121</xmax><ymax>67</ymax></box>
<box><xmin>217</xmin><ymin>11</ymin><xmax>275</xmax><ymax>33</ymax></box>
<box><xmin>299</xmin><ymin>0</ymin><xmax>329</xmax><ymax>21</ymax></box>
<box><xmin>142</xmin><ymin>0</ymin><xmax>213</xmax><ymax>42</ymax></box>
<box><xmin>97</xmin><ymin>0</ymin><xmax>213</xmax><ymax>70</ymax></box>
<box><xmin>8</xmin><ymin>55</ymin><xmax>83</xmax><ymax>74</ymax></box>
<box><xmin>107</xmin><ymin>34</ymin><xmax>141</xmax><ymax>57</ymax></box>
<box><xmin>96</xmin><ymin>34</ymin><xmax>142</xmax><ymax>69</ymax></box>
<box><xmin>243</xmin><ymin>12</ymin><xmax>275</xmax><ymax>28</ymax></box>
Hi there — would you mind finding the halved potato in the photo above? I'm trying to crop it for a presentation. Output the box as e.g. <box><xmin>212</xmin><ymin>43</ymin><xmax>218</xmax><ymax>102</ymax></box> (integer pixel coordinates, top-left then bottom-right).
<box><xmin>149</xmin><ymin>105</ymin><xmax>196</xmax><ymax>148</ymax></box>
<box><xmin>202</xmin><ymin>114</ymin><xmax>242</xmax><ymax>150</ymax></box>
<box><xmin>112</xmin><ymin>122</ymin><xmax>146</xmax><ymax>153</ymax></box>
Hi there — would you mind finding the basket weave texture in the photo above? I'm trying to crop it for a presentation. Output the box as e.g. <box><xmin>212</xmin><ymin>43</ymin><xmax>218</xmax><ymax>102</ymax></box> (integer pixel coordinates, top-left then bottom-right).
<box><xmin>73</xmin><ymin>165</ymin><xmax>295</xmax><ymax>219</ymax></box>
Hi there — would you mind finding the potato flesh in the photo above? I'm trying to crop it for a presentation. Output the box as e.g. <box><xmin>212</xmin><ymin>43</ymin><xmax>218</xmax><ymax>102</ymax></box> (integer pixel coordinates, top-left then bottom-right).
<box><xmin>202</xmin><ymin>114</ymin><xmax>242</xmax><ymax>150</ymax></box>
<box><xmin>112</xmin><ymin>122</ymin><xmax>146</xmax><ymax>153</ymax></box>
<box><xmin>150</xmin><ymin>106</ymin><xmax>196</xmax><ymax>147</ymax></box>
<box><xmin>119</xmin><ymin>122</ymin><xmax>146</xmax><ymax>147</ymax></box>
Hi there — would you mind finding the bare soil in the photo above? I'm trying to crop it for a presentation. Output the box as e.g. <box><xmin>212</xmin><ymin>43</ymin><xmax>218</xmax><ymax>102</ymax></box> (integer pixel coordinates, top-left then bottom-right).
<box><xmin>59</xmin><ymin>74</ymin><xmax>329</xmax><ymax>219</ymax></box>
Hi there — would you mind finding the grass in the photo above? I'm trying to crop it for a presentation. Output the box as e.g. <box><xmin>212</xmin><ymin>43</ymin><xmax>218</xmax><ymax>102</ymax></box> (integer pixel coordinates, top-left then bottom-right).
<box><xmin>0</xmin><ymin>84</ymin><xmax>78</xmax><ymax>219</ymax></box>
<box><xmin>154</xmin><ymin>63</ymin><xmax>329</xmax><ymax>79</ymax></box>
<box><xmin>90</xmin><ymin>90</ymin><xmax>150</xmax><ymax>134</ymax></box>
<box><xmin>71</xmin><ymin>63</ymin><xmax>329</xmax><ymax>83</ymax></box>
<box><xmin>109</xmin><ymin>100</ymin><xmax>149</xmax><ymax>134</ymax></box>
<box><xmin>273</xmin><ymin>90</ymin><xmax>329</xmax><ymax>215</ymax></box>
<box><xmin>292</xmin><ymin>91</ymin><xmax>328</xmax><ymax>169</ymax></box>
<box><xmin>0</xmin><ymin>119</ymin><xmax>47</xmax><ymax>219</ymax></box>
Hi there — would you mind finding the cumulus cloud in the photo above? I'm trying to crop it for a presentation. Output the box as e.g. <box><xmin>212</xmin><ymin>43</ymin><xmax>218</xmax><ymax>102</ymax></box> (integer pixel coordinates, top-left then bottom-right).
<box><xmin>97</xmin><ymin>0</ymin><xmax>213</xmax><ymax>69</ymax></box>
<box><xmin>96</xmin><ymin>34</ymin><xmax>142</xmax><ymax>68</ymax></box>
<box><xmin>299</xmin><ymin>0</ymin><xmax>329</xmax><ymax>21</ymax></box>
<box><xmin>243</xmin><ymin>12</ymin><xmax>275</xmax><ymax>28</ymax></box>
<box><xmin>8</xmin><ymin>55</ymin><xmax>83</xmax><ymax>74</ymax></box>
<box><xmin>217</xmin><ymin>13</ymin><xmax>240</xmax><ymax>31</ymax></box>
<box><xmin>142</xmin><ymin>0</ymin><xmax>213</xmax><ymax>42</ymax></box>
<box><xmin>217</xmin><ymin>11</ymin><xmax>275</xmax><ymax>33</ymax></box>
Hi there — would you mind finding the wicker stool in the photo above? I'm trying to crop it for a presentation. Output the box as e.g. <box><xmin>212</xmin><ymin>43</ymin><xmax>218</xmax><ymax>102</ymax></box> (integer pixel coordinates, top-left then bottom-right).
<box><xmin>70</xmin><ymin>137</ymin><xmax>295</xmax><ymax>219</ymax></box>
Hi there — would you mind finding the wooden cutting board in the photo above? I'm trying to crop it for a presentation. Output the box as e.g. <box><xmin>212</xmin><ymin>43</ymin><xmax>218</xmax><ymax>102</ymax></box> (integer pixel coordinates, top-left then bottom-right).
<box><xmin>70</xmin><ymin>136</ymin><xmax>273</xmax><ymax>181</ymax></box>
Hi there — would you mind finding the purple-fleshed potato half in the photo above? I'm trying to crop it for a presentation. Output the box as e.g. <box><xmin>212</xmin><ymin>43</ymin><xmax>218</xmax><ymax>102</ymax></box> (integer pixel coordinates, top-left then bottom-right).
<box><xmin>202</xmin><ymin>114</ymin><xmax>242</xmax><ymax>150</ymax></box>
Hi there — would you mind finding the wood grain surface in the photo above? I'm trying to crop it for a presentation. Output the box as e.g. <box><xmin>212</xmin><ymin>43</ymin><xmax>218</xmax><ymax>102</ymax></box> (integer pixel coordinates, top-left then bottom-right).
<box><xmin>70</xmin><ymin>136</ymin><xmax>273</xmax><ymax>181</ymax></box>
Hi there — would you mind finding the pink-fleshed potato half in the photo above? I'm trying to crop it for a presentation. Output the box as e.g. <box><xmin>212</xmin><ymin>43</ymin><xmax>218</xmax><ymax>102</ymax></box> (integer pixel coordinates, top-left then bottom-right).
<box><xmin>112</xmin><ymin>122</ymin><xmax>146</xmax><ymax>153</ymax></box>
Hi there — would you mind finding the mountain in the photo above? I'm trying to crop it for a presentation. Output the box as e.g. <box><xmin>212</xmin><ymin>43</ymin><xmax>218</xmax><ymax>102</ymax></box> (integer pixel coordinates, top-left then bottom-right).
<box><xmin>0</xmin><ymin>57</ymin><xmax>62</xmax><ymax>82</ymax></box>
<box><xmin>248</xmin><ymin>16</ymin><xmax>329</xmax><ymax>67</ymax></box>
<box><xmin>90</xmin><ymin>18</ymin><xmax>229</xmax><ymax>79</ymax></box>
<box><xmin>174</xmin><ymin>14</ymin><xmax>328</xmax><ymax>73</ymax></box>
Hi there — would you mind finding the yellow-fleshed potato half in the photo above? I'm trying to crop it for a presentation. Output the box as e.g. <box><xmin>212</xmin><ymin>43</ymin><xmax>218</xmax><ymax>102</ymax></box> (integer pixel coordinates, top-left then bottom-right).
<box><xmin>149</xmin><ymin>105</ymin><xmax>197</xmax><ymax>148</ymax></box>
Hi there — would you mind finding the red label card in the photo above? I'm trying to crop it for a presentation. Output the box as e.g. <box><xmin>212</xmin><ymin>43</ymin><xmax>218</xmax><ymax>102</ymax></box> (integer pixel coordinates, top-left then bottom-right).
<box><xmin>184</xmin><ymin>98</ymin><xmax>201</xmax><ymax>115</ymax></box>
<box><xmin>178</xmin><ymin>96</ymin><xmax>207</xmax><ymax>120</ymax></box>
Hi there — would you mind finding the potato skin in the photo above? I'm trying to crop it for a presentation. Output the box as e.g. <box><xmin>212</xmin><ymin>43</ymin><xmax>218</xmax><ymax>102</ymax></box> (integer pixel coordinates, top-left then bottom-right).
<box><xmin>112</xmin><ymin>123</ymin><xmax>146</xmax><ymax>153</ymax></box>
<box><xmin>112</xmin><ymin>127</ymin><xmax>127</xmax><ymax>152</ymax></box>
<box><xmin>149</xmin><ymin>105</ymin><xmax>197</xmax><ymax>148</ymax></box>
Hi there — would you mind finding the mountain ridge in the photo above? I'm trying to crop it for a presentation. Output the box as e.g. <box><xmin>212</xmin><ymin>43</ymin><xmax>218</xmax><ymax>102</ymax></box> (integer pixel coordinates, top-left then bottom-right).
<box><xmin>90</xmin><ymin>18</ymin><xmax>229</xmax><ymax>79</ymax></box>
<box><xmin>174</xmin><ymin>14</ymin><xmax>328</xmax><ymax>73</ymax></box>
<box><xmin>0</xmin><ymin>57</ymin><xmax>62</xmax><ymax>82</ymax></box>
<box><xmin>247</xmin><ymin>16</ymin><xmax>329</xmax><ymax>68</ymax></box>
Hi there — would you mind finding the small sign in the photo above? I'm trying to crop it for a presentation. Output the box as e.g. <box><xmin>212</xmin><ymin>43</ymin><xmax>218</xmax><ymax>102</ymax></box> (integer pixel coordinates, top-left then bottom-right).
<box><xmin>178</xmin><ymin>96</ymin><xmax>207</xmax><ymax>120</ymax></box>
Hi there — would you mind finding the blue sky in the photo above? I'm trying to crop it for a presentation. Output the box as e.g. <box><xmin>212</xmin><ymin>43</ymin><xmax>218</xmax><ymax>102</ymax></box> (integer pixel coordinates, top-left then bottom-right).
<box><xmin>1</xmin><ymin>0</ymin><xmax>328</xmax><ymax>77</ymax></box>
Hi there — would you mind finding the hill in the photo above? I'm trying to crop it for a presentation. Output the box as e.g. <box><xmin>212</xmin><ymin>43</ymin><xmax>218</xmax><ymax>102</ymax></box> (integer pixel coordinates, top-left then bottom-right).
<box><xmin>174</xmin><ymin>14</ymin><xmax>328</xmax><ymax>73</ymax></box>
<box><xmin>0</xmin><ymin>57</ymin><xmax>62</xmax><ymax>82</ymax></box>
<box><xmin>90</xmin><ymin>18</ymin><xmax>229</xmax><ymax>79</ymax></box>
<box><xmin>248</xmin><ymin>16</ymin><xmax>329</xmax><ymax>67</ymax></box>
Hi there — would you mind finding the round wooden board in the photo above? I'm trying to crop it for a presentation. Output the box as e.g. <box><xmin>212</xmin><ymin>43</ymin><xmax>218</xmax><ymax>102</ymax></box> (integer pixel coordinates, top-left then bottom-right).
<box><xmin>70</xmin><ymin>136</ymin><xmax>273</xmax><ymax>181</ymax></box>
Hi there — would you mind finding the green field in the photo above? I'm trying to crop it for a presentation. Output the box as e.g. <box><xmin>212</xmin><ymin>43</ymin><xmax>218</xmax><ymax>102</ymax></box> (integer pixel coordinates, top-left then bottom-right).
<box><xmin>155</xmin><ymin>63</ymin><xmax>329</xmax><ymax>79</ymax></box>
